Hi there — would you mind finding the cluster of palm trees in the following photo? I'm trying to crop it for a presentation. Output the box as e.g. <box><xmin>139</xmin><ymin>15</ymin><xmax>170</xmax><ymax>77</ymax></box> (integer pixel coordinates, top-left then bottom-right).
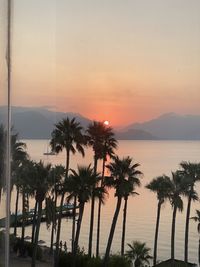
<box><xmin>146</xmin><ymin>162</ymin><xmax>200</xmax><ymax>265</ymax></box>
<box><xmin>49</xmin><ymin>118</ymin><xmax>144</xmax><ymax>267</ymax></box>
<box><xmin>0</xmin><ymin>119</ymin><xmax>143</xmax><ymax>267</ymax></box>
<box><xmin>1</xmin><ymin>119</ymin><xmax>200</xmax><ymax>267</ymax></box>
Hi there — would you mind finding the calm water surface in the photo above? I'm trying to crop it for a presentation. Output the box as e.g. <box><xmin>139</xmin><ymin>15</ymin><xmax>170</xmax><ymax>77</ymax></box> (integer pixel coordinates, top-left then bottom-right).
<box><xmin>12</xmin><ymin>140</ymin><xmax>200</xmax><ymax>263</ymax></box>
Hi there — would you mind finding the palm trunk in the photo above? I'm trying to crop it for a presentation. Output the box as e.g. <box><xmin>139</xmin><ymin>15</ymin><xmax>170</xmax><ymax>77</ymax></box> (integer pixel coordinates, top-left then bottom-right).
<box><xmin>54</xmin><ymin>192</ymin><xmax>65</xmax><ymax>267</ymax></box>
<box><xmin>96</xmin><ymin>158</ymin><xmax>106</xmax><ymax>257</ymax></box>
<box><xmin>171</xmin><ymin>205</ymin><xmax>177</xmax><ymax>261</ymax></box>
<box><xmin>88</xmin><ymin>156</ymin><xmax>98</xmax><ymax>257</ymax></box>
<box><xmin>153</xmin><ymin>201</ymin><xmax>162</xmax><ymax>266</ymax></box>
<box><xmin>184</xmin><ymin>192</ymin><xmax>192</xmax><ymax>262</ymax></box>
<box><xmin>31</xmin><ymin>200</ymin><xmax>43</xmax><ymax>267</ymax></box>
<box><xmin>96</xmin><ymin>198</ymin><xmax>102</xmax><ymax>257</ymax></box>
<box><xmin>14</xmin><ymin>186</ymin><xmax>19</xmax><ymax>236</ymax></box>
<box><xmin>54</xmin><ymin>149</ymin><xmax>70</xmax><ymax>267</ymax></box>
<box><xmin>103</xmin><ymin>197</ymin><xmax>122</xmax><ymax>267</ymax></box>
<box><xmin>121</xmin><ymin>197</ymin><xmax>128</xmax><ymax>256</ymax></box>
<box><xmin>71</xmin><ymin>196</ymin><xmax>77</xmax><ymax>252</ymax></box>
<box><xmin>198</xmin><ymin>238</ymin><xmax>200</xmax><ymax>266</ymax></box>
<box><xmin>72</xmin><ymin>202</ymin><xmax>85</xmax><ymax>267</ymax></box>
<box><xmin>135</xmin><ymin>258</ymin><xmax>140</xmax><ymax>267</ymax></box>
<box><xmin>31</xmin><ymin>200</ymin><xmax>38</xmax><ymax>243</ymax></box>
<box><xmin>21</xmin><ymin>191</ymin><xmax>26</xmax><ymax>243</ymax></box>
<box><xmin>50</xmin><ymin>191</ymin><xmax>58</xmax><ymax>254</ymax></box>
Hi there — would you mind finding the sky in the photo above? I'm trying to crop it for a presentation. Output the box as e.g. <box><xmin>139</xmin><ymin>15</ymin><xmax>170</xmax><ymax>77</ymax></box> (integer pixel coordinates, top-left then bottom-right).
<box><xmin>2</xmin><ymin>0</ymin><xmax>200</xmax><ymax>126</ymax></box>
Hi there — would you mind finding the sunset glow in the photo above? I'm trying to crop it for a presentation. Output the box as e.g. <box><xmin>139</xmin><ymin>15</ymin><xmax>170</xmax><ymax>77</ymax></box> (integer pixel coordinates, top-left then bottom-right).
<box><xmin>3</xmin><ymin>0</ymin><xmax>200</xmax><ymax>126</ymax></box>
<box><xmin>104</xmin><ymin>120</ymin><xmax>109</xmax><ymax>126</ymax></box>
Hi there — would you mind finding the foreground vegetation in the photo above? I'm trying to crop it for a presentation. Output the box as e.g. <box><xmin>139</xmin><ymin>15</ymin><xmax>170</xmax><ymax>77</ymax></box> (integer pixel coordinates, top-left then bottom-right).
<box><xmin>0</xmin><ymin>118</ymin><xmax>200</xmax><ymax>267</ymax></box>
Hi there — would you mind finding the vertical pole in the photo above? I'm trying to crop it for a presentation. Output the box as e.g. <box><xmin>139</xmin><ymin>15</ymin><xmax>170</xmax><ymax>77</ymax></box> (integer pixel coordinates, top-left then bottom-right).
<box><xmin>5</xmin><ymin>0</ymin><xmax>12</xmax><ymax>267</ymax></box>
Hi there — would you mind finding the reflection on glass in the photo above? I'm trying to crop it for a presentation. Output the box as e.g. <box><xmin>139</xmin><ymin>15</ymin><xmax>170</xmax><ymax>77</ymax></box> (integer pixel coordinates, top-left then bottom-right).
<box><xmin>1</xmin><ymin>1</ymin><xmax>200</xmax><ymax>267</ymax></box>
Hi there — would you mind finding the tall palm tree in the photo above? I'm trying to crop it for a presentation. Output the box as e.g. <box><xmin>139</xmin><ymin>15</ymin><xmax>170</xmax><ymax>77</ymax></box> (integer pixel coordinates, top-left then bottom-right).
<box><xmin>31</xmin><ymin>161</ymin><xmax>53</xmax><ymax>267</ymax></box>
<box><xmin>96</xmin><ymin>125</ymin><xmax>117</xmax><ymax>257</ymax></box>
<box><xmin>103</xmin><ymin>156</ymin><xmax>140</xmax><ymax>267</ymax></box>
<box><xmin>67</xmin><ymin>165</ymin><xmax>104</xmax><ymax>266</ymax></box>
<box><xmin>190</xmin><ymin>210</ymin><xmax>200</xmax><ymax>266</ymax></box>
<box><xmin>179</xmin><ymin>161</ymin><xmax>200</xmax><ymax>263</ymax></box>
<box><xmin>49</xmin><ymin>165</ymin><xmax>65</xmax><ymax>254</ymax></box>
<box><xmin>50</xmin><ymin>117</ymin><xmax>86</xmax><ymax>267</ymax></box>
<box><xmin>146</xmin><ymin>175</ymin><xmax>172</xmax><ymax>265</ymax></box>
<box><xmin>11</xmin><ymin>139</ymin><xmax>28</xmax><ymax>237</ymax></box>
<box><xmin>86</xmin><ymin>121</ymin><xmax>109</xmax><ymax>257</ymax></box>
<box><xmin>121</xmin><ymin>160</ymin><xmax>142</xmax><ymax>256</ymax></box>
<box><xmin>169</xmin><ymin>171</ymin><xmax>187</xmax><ymax>261</ymax></box>
<box><xmin>14</xmin><ymin>159</ymin><xmax>34</xmax><ymax>245</ymax></box>
<box><xmin>125</xmin><ymin>240</ymin><xmax>152</xmax><ymax>267</ymax></box>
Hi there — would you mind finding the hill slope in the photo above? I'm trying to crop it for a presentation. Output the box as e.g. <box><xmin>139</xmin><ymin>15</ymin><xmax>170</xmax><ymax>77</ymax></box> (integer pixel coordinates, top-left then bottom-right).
<box><xmin>124</xmin><ymin>113</ymin><xmax>200</xmax><ymax>140</ymax></box>
<box><xmin>0</xmin><ymin>106</ymin><xmax>91</xmax><ymax>139</ymax></box>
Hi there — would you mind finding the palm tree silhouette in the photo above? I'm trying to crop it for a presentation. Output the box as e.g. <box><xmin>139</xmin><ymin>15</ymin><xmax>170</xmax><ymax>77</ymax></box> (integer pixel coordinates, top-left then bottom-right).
<box><xmin>11</xmin><ymin>135</ymin><xmax>28</xmax><ymax>237</ymax></box>
<box><xmin>67</xmin><ymin>165</ymin><xmax>104</xmax><ymax>266</ymax></box>
<box><xmin>31</xmin><ymin>161</ymin><xmax>53</xmax><ymax>267</ymax></box>
<box><xmin>169</xmin><ymin>171</ymin><xmax>186</xmax><ymax>261</ymax></box>
<box><xmin>96</xmin><ymin>125</ymin><xmax>117</xmax><ymax>257</ymax></box>
<box><xmin>146</xmin><ymin>175</ymin><xmax>172</xmax><ymax>265</ymax></box>
<box><xmin>86</xmin><ymin>121</ymin><xmax>110</xmax><ymax>257</ymax></box>
<box><xmin>121</xmin><ymin>159</ymin><xmax>142</xmax><ymax>256</ymax></box>
<box><xmin>50</xmin><ymin>117</ymin><xmax>86</xmax><ymax>266</ymax></box>
<box><xmin>179</xmin><ymin>161</ymin><xmax>200</xmax><ymax>263</ymax></box>
<box><xmin>15</xmin><ymin>159</ymin><xmax>34</xmax><ymax>250</ymax></box>
<box><xmin>49</xmin><ymin>165</ymin><xmax>65</xmax><ymax>254</ymax></box>
<box><xmin>190</xmin><ymin>210</ymin><xmax>200</xmax><ymax>266</ymax></box>
<box><xmin>125</xmin><ymin>240</ymin><xmax>152</xmax><ymax>267</ymax></box>
<box><xmin>103</xmin><ymin>156</ymin><xmax>140</xmax><ymax>267</ymax></box>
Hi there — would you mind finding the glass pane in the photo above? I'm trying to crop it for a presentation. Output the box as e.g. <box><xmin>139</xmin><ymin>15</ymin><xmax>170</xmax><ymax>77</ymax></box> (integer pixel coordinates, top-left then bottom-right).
<box><xmin>5</xmin><ymin>1</ymin><xmax>200</xmax><ymax>267</ymax></box>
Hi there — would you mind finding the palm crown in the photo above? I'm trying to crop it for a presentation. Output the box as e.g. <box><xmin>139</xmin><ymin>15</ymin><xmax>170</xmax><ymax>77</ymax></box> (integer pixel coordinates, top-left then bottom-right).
<box><xmin>106</xmin><ymin>156</ymin><xmax>142</xmax><ymax>198</ymax></box>
<box><xmin>50</xmin><ymin>118</ymin><xmax>86</xmax><ymax>157</ymax></box>
<box><xmin>125</xmin><ymin>240</ymin><xmax>152</xmax><ymax>267</ymax></box>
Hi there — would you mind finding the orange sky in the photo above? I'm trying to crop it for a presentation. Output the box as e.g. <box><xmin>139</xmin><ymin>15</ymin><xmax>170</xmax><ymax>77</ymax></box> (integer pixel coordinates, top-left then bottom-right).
<box><xmin>1</xmin><ymin>0</ymin><xmax>200</xmax><ymax>126</ymax></box>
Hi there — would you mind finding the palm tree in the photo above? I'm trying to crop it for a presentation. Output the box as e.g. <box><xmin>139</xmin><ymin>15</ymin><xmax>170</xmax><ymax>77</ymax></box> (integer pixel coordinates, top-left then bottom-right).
<box><xmin>96</xmin><ymin>125</ymin><xmax>117</xmax><ymax>257</ymax></box>
<box><xmin>86</xmin><ymin>121</ymin><xmax>109</xmax><ymax>257</ymax></box>
<box><xmin>179</xmin><ymin>161</ymin><xmax>200</xmax><ymax>263</ymax></box>
<box><xmin>146</xmin><ymin>175</ymin><xmax>172</xmax><ymax>265</ymax></box>
<box><xmin>190</xmin><ymin>210</ymin><xmax>200</xmax><ymax>266</ymax></box>
<box><xmin>11</xmin><ymin>138</ymin><xmax>28</xmax><ymax>237</ymax></box>
<box><xmin>49</xmin><ymin>165</ymin><xmax>65</xmax><ymax>254</ymax></box>
<box><xmin>50</xmin><ymin>117</ymin><xmax>86</xmax><ymax>267</ymax></box>
<box><xmin>31</xmin><ymin>161</ymin><xmax>53</xmax><ymax>267</ymax></box>
<box><xmin>169</xmin><ymin>171</ymin><xmax>187</xmax><ymax>261</ymax></box>
<box><xmin>15</xmin><ymin>159</ymin><xmax>34</xmax><ymax>246</ymax></box>
<box><xmin>125</xmin><ymin>240</ymin><xmax>152</xmax><ymax>267</ymax></box>
<box><xmin>103</xmin><ymin>156</ymin><xmax>141</xmax><ymax>267</ymax></box>
<box><xmin>121</xmin><ymin>160</ymin><xmax>142</xmax><ymax>256</ymax></box>
<box><xmin>67</xmin><ymin>165</ymin><xmax>104</xmax><ymax>266</ymax></box>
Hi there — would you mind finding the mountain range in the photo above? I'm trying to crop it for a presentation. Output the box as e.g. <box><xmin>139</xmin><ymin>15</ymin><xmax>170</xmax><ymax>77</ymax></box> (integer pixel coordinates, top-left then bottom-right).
<box><xmin>0</xmin><ymin>106</ymin><xmax>200</xmax><ymax>140</ymax></box>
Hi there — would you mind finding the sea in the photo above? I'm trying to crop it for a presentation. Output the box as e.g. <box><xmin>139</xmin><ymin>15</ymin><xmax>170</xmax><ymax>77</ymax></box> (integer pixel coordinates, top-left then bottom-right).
<box><xmin>8</xmin><ymin>140</ymin><xmax>200</xmax><ymax>264</ymax></box>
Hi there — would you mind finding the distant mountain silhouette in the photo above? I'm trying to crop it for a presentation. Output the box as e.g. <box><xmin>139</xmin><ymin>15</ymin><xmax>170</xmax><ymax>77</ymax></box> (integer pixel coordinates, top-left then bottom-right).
<box><xmin>123</xmin><ymin>112</ymin><xmax>200</xmax><ymax>140</ymax></box>
<box><xmin>115</xmin><ymin>129</ymin><xmax>158</xmax><ymax>140</ymax></box>
<box><xmin>1</xmin><ymin>107</ymin><xmax>200</xmax><ymax>140</ymax></box>
<box><xmin>0</xmin><ymin>106</ymin><xmax>91</xmax><ymax>139</ymax></box>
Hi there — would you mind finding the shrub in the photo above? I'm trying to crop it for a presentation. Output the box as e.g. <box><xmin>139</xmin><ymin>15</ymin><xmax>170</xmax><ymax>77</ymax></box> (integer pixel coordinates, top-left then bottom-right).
<box><xmin>108</xmin><ymin>255</ymin><xmax>131</xmax><ymax>267</ymax></box>
<box><xmin>58</xmin><ymin>252</ymin><xmax>131</xmax><ymax>267</ymax></box>
<box><xmin>87</xmin><ymin>257</ymin><xmax>102</xmax><ymax>267</ymax></box>
<box><xmin>59</xmin><ymin>251</ymin><xmax>89</xmax><ymax>267</ymax></box>
<box><xmin>12</xmin><ymin>238</ymin><xmax>43</xmax><ymax>260</ymax></box>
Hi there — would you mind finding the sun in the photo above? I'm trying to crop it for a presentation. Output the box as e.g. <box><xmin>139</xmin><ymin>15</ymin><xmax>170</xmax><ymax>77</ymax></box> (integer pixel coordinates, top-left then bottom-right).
<box><xmin>104</xmin><ymin>120</ymin><xmax>109</xmax><ymax>126</ymax></box>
